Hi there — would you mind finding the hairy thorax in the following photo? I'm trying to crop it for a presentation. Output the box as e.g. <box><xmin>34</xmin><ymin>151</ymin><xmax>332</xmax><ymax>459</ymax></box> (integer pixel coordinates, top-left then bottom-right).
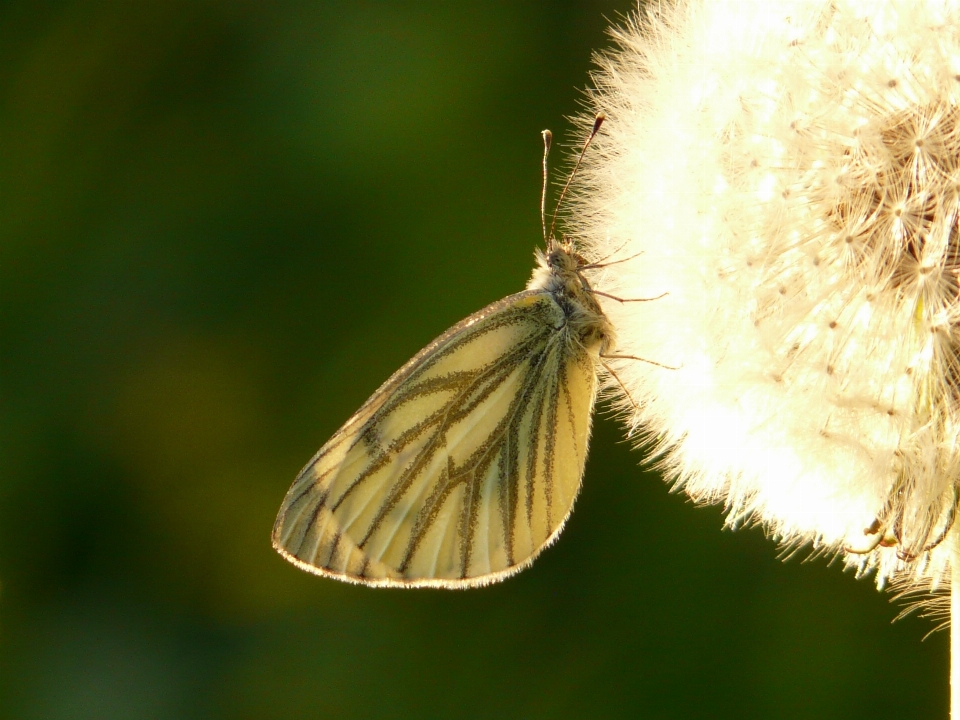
<box><xmin>527</xmin><ymin>241</ymin><xmax>614</xmax><ymax>356</ymax></box>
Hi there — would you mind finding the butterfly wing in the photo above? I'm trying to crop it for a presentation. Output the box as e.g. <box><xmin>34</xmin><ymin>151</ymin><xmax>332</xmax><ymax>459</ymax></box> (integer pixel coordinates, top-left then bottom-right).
<box><xmin>272</xmin><ymin>290</ymin><xmax>600</xmax><ymax>587</ymax></box>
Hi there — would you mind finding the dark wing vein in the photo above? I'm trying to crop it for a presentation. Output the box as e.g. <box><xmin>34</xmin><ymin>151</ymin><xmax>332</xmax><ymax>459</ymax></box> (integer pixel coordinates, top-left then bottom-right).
<box><xmin>352</xmin><ymin>330</ymin><xmax>549</xmax><ymax>550</ymax></box>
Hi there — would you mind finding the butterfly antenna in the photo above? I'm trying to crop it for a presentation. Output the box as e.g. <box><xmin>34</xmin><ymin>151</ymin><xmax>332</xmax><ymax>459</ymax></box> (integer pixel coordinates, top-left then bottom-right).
<box><xmin>541</xmin><ymin>129</ymin><xmax>552</xmax><ymax>247</ymax></box>
<box><xmin>547</xmin><ymin>112</ymin><xmax>605</xmax><ymax>243</ymax></box>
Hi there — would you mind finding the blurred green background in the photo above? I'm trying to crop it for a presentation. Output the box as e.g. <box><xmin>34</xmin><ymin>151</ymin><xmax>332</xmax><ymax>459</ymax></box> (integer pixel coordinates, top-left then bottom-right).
<box><xmin>0</xmin><ymin>1</ymin><xmax>947</xmax><ymax>718</ymax></box>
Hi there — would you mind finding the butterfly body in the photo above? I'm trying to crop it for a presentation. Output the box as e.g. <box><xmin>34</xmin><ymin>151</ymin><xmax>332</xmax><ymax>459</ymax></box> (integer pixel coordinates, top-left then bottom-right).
<box><xmin>272</xmin><ymin>239</ymin><xmax>613</xmax><ymax>587</ymax></box>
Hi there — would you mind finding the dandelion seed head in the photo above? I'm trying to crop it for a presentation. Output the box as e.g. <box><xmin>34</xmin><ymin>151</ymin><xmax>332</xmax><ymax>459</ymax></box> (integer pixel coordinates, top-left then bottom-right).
<box><xmin>574</xmin><ymin>0</ymin><xmax>960</xmax><ymax>587</ymax></box>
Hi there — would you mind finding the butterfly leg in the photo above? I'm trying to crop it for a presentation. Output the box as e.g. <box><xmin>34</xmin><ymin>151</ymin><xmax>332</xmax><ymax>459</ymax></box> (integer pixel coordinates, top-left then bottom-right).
<box><xmin>592</xmin><ymin>290</ymin><xmax>668</xmax><ymax>304</ymax></box>
<box><xmin>601</xmin><ymin>353</ymin><xmax>679</xmax><ymax>371</ymax></box>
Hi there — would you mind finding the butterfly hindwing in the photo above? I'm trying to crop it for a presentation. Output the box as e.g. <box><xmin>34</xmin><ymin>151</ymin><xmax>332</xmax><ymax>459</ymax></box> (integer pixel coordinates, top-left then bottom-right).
<box><xmin>272</xmin><ymin>289</ymin><xmax>599</xmax><ymax>587</ymax></box>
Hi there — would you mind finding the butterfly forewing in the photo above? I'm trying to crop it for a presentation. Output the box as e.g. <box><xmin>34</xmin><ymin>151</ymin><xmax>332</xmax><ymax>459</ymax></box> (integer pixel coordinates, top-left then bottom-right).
<box><xmin>272</xmin><ymin>289</ymin><xmax>599</xmax><ymax>587</ymax></box>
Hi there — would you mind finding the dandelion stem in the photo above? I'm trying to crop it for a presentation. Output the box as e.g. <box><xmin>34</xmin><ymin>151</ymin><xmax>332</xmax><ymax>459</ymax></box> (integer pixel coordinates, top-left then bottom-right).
<box><xmin>953</xmin><ymin>531</ymin><xmax>960</xmax><ymax>719</ymax></box>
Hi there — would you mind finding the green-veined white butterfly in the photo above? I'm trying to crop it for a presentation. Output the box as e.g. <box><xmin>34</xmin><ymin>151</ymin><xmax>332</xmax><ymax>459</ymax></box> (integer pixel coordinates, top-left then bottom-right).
<box><xmin>272</xmin><ymin>115</ymin><xmax>652</xmax><ymax>587</ymax></box>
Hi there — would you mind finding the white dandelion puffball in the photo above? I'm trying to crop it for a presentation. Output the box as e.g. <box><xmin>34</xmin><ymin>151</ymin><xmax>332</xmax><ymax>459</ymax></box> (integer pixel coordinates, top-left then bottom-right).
<box><xmin>573</xmin><ymin>0</ymin><xmax>960</xmax><ymax>589</ymax></box>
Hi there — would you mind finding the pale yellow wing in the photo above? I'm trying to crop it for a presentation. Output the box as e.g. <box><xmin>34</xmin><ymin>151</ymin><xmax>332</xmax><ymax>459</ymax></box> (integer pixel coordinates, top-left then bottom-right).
<box><xmin>271</xmin><ymin>290</ymin><xmax>599</xmax><ymax>587</ymax></box>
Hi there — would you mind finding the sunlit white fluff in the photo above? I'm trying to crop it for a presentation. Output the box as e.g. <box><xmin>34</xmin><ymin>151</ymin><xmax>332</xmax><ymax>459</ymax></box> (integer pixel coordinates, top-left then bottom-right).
<box><xmin>572</xmin><ymin>0</ymin><xmax>960</xmax><ymax>590</ymax></box>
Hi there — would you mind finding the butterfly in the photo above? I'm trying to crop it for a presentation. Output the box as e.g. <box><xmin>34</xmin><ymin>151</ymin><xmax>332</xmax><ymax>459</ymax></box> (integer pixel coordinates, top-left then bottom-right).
<box><xmin>272</xmin><ymin>115</ymin><xmax>654</xmax><ymax>587</ymax></box>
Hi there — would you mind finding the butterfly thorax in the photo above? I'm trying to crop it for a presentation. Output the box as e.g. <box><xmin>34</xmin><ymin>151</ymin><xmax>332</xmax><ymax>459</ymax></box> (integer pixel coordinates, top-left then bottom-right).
<box><xmin>527</xmin><ymin>240</ymin><xmax>614</xmax><ymax>355</ymax></box>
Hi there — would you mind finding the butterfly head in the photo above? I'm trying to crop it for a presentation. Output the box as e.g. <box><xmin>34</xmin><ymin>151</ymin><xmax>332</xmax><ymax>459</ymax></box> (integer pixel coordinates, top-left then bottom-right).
<box><xmin>530</xmin><ymin>238</ymin><xmax>581</xmax><ymax>292</ymax></box>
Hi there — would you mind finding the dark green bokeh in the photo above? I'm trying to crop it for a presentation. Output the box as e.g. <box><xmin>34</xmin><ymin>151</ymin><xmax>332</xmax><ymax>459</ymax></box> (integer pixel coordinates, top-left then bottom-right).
<box><xmin>0</xmin><ymin>2</ymin><xmax>946</xmax><ymax>718</ymax></box>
